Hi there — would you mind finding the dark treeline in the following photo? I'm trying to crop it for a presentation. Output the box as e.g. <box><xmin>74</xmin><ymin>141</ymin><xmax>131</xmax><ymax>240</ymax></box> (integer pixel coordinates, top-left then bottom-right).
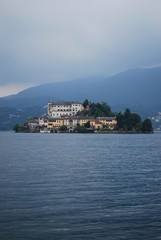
<box><xmin>78</xmin><ymin>99</ymin><xmax>114</xmax><ymax>117</ymax></box>
<box><xmin>79</xmin><ymin>100</ymin><xmax>153</xmax><ymax>133</ymax></box>
<box><xmin>116</xmin><ymin>109</ymin><xmax>153</xmax><ymax>133</ymax></box>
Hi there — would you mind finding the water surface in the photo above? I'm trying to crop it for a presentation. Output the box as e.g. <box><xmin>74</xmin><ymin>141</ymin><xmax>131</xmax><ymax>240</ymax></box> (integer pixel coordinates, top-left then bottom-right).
<box><xmin>0</xmin><ymin>132</ymin><xmax>161</xmax><ymax>239</ymax></box>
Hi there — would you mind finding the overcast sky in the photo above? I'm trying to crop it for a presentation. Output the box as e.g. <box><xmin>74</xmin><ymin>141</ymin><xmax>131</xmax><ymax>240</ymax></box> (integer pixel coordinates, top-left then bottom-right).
<box><xmin>0</xmin><ymin>0</ymin><xmax>161</xmax><ymax>96</ymax></box>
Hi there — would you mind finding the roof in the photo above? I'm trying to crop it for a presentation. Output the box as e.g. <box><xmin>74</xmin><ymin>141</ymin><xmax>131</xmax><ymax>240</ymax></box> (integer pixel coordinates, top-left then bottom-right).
<box><xmin>67</xmin><ymin>116</ymin><xmax>94</xmax><ymax>120</ymax></box>
<box><xmin>48</xmin><ymin>117</ymin><xmax>64</xmax><ymax>121</ymax></box>
<box><xmin>48</xmin><ymin>101</ymin><xmax>82</xmax><ymax>106</ymax></box>
<box><xmin>95</xmin><ymin>119</ymin><xmax>102</xmax><ymax>124</ymax></box>
<box><xmin>28</xmin><ymin>120</ymin><xmax>39</xmax><ymax>124</ymax></box>
<box><xmin>97</xmin><ymin>117</ymin><xmax>116</xmax><ymax>120</ymax></box>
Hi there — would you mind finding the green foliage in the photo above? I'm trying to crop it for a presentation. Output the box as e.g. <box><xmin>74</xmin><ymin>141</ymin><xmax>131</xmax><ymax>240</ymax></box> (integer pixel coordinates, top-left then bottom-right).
<box><xmin>102</xmin><ymin>125</ymin><xmax>111</xmax><ymax>131</ymax></box>
<box><xmin>84</xmin><ymin>121</ymin><xmax>90</xmax><ymax>128</ymax></box>
<box><xmin>141</xmin><ymin>118</ymin><xmax>153</xmax><ymax>133</ymax></box>
<box><xmin>89</xmin><ymin>102</ymin><xmax>111</xmax><ymax>117</ymax></box>
<box><xmin>116</xmin><ymin>109</ymin><xmax>153</xmax><ymax>133</ymax></box>
<box><xmin>59</xmin><ymin>125</ymin><xmax>67</xmax><ymax>131</ymax></box>
<box><xmin>74</xmin><ymin>125</ymin><xmax>88</xmax><ymax>133</ymax></box>
<box><xmin>78</xmin><ymin>101</ymin><xmax>113</xmax><ymax>117</ymax></box>
<box><xmin>13</xmin><ymin>123</ymin><xmax>29</xmax><ymax>132</ymax></box>
<box><xmin>74</xmin><ymin>122</ymin><xmax>94</xmax><ymax>133</ymax></box>
<box><xmin>13</xmin><ymin>124</ymin><xmax>21</xmax><ymax>132</ymax></box>
<box><xmin>83</xmin><ymin>99</ymin><xmax>89</xmax><ymax>109</ymax></box>
<box><xmin>116</xmin><ymin>109</ymin><xmax>142</xmax><ymax>132</ymax></box>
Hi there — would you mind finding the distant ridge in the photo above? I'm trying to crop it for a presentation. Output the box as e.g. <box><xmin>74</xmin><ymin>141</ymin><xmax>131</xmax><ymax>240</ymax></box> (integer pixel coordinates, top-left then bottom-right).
<box><xmin>0</xmin><ymin>67</ymin><xmax>161</xmax><ymax>113</ymax></box>
<box><xmin>1</xmin><ymin>67</ymin><xmax>161</xmax><ymax>130</ymax></box>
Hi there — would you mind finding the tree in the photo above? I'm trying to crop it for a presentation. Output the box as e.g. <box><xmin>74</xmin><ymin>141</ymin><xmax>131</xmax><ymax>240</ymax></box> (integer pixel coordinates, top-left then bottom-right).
<box><xmin>141</xmin><ymin>118</ymin><xmax>153</xmax><ymax>133</ymax></box>
<box><xmin>60</xmin><ymin>125</ymin><xmax>67</xmax><ymax>131</ymax></box>
<box><xmin>13</xmin><ymin>123</ymin><xmax>29</xmax><ymax>132</ymax></box>
<box><xmin>84</xmin><ymin>121</ymin><xmax>90</xmax><ymax>128</ymax></box>
<box><xmin>130</xmin><ymin>113</ymin><xmax>142</xmax><ymax>132</ymax></box>
<box><xmin>83</xmin><ymin>99</ymin><xmax>89</xmax><ymax>109</ymax></box>
<box><xmin>124</xmin><ymin>108</ymin><xmax>133</xmax><ymax>131</ymax></box>
<box><xmin>98</xmin><ymin>102</ymin><xmax>111</xmax><ymax>116</ymax></box>
<box><xmin>77</xmin><ymin>100</ymin><xmax>113</xmax><ymax>118</ymax></box>
<box><xmin>116</xmin><ymin>109</ymin><xmax>142</xmax><ymax>132</ymax></box>
<box><xmin>74</xmin><ymin>125</ymin><xmax>88</xmax><ymax>133</ymax></box>
<box><xmin>13</xmin><ymin>124</ymin><xmax>21</xmax><ymax>132</ymax></box>
<box><xmin>116</xmin><ymin>112</ymin><xmax>125</xmax><ymax>130</ymax></box>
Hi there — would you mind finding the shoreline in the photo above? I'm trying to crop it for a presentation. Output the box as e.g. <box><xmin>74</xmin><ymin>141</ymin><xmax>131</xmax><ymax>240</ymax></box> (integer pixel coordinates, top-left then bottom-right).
<box><xmin>13</xmin><ymin>130</ymin><xmax>154</xmax><ymax>134</ymax></box>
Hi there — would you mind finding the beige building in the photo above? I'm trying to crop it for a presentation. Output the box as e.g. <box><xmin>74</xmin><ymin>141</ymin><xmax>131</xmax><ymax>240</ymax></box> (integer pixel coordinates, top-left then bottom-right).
<box><xmin>38</xmin><ymin>115</ymin><xmax>117</xmax><ymax>132</ymax></box>
<box><xmin>90</xmin><ymin>119</ymin><xmax>103</xmax><ymax>130</ymax></box>
<box><xmin>79</xmin><ymin>117</ymin><xmax>94</xmax><ymax>126</ymax></box>
<box><xmin>47</xmin><ymin>118</ymin><xmax>64</xmax><ymax>130</ymax></box>
<box><xmin>63</xmin><ymin>116</ymin><xmax>79</xmax><ymax>128</ymax></box>
<box><xmin>41</xmin><ymin>116</ymin><xmax>95</xmax><ymax>131</ymax></box>
<box><xmin>97</xmin><ymin>117</ymin><xmax>117</xmax><ymax>129</ymax></box>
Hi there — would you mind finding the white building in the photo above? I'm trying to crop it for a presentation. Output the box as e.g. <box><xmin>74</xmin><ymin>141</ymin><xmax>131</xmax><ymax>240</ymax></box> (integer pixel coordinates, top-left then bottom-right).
<box><xmin>48</xmin><ymin>102</ymin><xmax>84</xmax><ymax>117</ymax></box>
<box><xmin>39</xmin><ymin>115</ymin><xmax>48</xmax><ymax>127</ymax></box>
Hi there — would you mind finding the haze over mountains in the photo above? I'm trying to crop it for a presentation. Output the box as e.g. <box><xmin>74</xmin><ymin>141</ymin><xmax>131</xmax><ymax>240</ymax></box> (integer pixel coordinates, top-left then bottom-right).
<box><xmin>0</xmin><ymin>67</ymin><xmax>161</xmax><ymax>130</ymax></box>
<box><xmin>1</xmin><ymin>66</ymin><xmax>161</xmax><ymax>107</ymax></box>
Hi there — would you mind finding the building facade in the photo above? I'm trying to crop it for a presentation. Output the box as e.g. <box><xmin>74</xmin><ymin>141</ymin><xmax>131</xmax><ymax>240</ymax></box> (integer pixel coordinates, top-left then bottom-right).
<box><xmin>38</xmin><ymin>115</ymin><xmax>117</xmax><ymax>132</ymax></box>
<box><xmin>48</xmin><ymin>102</ymin><xmax>84</xmax><ymax>117</ymax></box>
<box><xmin>37</xmin><ymin>101</ymin><xmax>118</xmax><ymax>132</ymax></box>
<box><xmin>97</xmin><ymin>117</ymin><xmax>117</xmax><ymax>129</ymax></box>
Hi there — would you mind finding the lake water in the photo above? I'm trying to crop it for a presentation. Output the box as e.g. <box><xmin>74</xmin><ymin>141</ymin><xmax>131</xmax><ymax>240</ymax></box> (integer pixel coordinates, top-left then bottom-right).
<box><xmin>0</xmin><ymin>131</ymin><xmax>161</xmax><ymax>240</ymax></box>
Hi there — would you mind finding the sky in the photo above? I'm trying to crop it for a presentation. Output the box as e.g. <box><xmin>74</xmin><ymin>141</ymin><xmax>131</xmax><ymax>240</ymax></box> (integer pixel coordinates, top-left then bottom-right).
<box><xmin>0</xmin><ymin>0</ymin><xmax>161</xmax><ymax>97</ymax></box>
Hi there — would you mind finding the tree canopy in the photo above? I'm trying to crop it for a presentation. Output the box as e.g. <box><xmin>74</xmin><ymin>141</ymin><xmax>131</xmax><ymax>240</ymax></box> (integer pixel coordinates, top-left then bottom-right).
<box><xmin>116</xmin><ymin>109</ymin><xmax>153</xmax><ymax>133</ymax></box>
<box><xmin>141</xmin><ymin>118</ymin><xmax>153</xmax><ymax>133</ymax></box>
<box><xmin>78</xmin><ymin>100</ymin><xmax>113</xmax><ymax>117</ymax></box>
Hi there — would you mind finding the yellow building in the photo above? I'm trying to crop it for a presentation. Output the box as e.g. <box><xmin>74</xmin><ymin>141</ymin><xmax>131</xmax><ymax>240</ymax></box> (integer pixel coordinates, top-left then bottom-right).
<box><xmin>47</xmin><ymin>118</ymin><xmax>64</xmax><ymax>129</ymax></box>
<box><xmin>97</xmin><ymin>117</ymin><xmax>117</xmax><ymax>129</ymax></box>
<box><xmin>89</xmin><ymin>119</ymin><xmax>103</xmax><ymax>130</ymax></box>
<box><xmin>40</xmin><ymin>116</ymin><xmax>117</xmax><ymax>131</ymax></box>
<box><xmin>79</xmin><ymin>117</ymin><xmax>94</xmax><ymax>126</ymax></box>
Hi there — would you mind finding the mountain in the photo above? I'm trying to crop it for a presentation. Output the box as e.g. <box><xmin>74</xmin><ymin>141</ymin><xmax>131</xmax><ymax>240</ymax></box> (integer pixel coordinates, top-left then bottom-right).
<box><xmin>1</xmin><ymin>67</ymin><xmax>161</xmax><ymax>106</ymax></box>
<box><xmin>0</xmin><ymin>67</ymin><xmax>161</xmax><ymax>130</ymax></box>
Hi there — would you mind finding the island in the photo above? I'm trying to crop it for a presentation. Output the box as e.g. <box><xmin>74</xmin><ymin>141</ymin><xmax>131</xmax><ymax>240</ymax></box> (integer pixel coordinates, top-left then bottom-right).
<box><xmin>13</xmin><ymin>100</ymin><xmax>153</xmax><ymax>134</ymax></box>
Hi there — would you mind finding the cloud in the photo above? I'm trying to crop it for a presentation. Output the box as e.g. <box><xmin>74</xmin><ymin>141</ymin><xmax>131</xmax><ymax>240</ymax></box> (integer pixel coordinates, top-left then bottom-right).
<box><xmin>0</xmin><ymin>0</ymin><xmax>161</xmax><ymax>94</ymax></box>
<box><xmin>0</xmin><ymin>83</ymin><xmax>34</xmax><ymax>97</ymax></box>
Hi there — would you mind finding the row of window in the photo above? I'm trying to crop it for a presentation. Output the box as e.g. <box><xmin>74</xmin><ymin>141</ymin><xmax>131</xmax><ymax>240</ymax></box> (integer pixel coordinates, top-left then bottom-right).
<box><xmin>52</xmin><ymin>113</ymin><xmax>72</xmax><ymax>116</ymax></box>
<box><xmin>51</xmin><ymin>104</ymin><xmax>81</xmax><ymax>108</ymax></box>
<box><xmin>57</xmin><ymin>109</ymin><xmax>71</xmax><ymax>111</ymax></box>
<box><xmin>57</xmin><ymin>105</ymin><xmax>70</xmax><ymax>108</ymax></box>
<box><xmin>51</xmin><ymin>109</ymin><xmax>78</xmax><ymax>113</ymax></box>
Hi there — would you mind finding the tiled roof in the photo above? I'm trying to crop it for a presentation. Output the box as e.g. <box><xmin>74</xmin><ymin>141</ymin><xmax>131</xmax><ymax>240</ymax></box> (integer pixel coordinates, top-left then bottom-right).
<box><xmin>97</xmin><ymin>117</ymin><xmax>116</xmax><ymax>120</ymax></box>
<box><xmin>48</xmin><ymin>101</ymin><xmax>82</xmax><ymax>105</ymax></box>
<box><xmin>95</xmin><ymin>119</ymin><xmax>102</xmax><ymax>124</ymax></box>
<box><xmin>48</xmin><ymin>117</ymin><xmax>64</xmax><ymax>121</ymax></box>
